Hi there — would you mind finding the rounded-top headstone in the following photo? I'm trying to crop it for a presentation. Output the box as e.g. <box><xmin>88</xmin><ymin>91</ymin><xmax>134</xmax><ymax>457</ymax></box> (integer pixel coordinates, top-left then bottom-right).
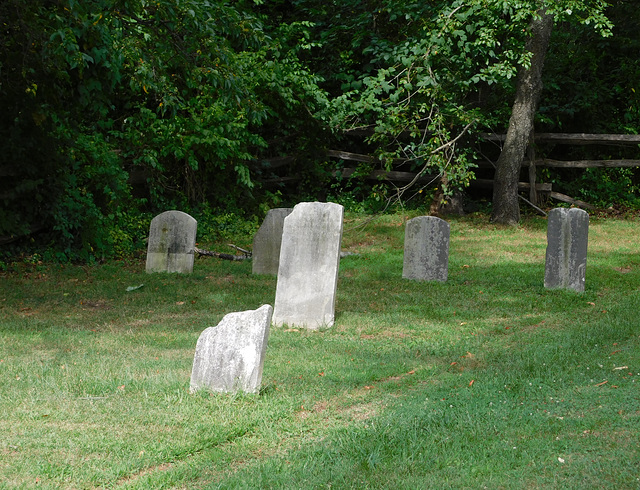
<box><xmin>252</xmin><ymin>208</ymin><xmax>293</xmax><ymax>275</ymax></box>
<box><xmin>146</xmin><ymin>210</ymin><xmax>197</xmax><ymax>273</ymax></box>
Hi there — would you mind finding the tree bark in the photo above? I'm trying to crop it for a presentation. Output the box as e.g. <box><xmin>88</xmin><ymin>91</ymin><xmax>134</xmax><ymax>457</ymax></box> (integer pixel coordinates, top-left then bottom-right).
<box><xmin>491</xmin><ymin>10</ymin><xmax>554</xmax><ymax>225</ymax></box>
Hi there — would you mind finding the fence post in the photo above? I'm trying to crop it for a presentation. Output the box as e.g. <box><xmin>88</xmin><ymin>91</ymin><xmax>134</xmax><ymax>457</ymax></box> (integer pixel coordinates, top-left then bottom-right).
<box><xmin>527</xmin><ymin>142</ymin><xmax>537</xmax><ymax>205</ymax></box>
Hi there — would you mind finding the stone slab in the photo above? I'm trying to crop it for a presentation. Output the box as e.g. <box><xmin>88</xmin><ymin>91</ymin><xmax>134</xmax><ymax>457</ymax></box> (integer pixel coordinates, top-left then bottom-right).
<box><xmin>272</xmin><ymin>202</ymin><xmax>344</xmax><ymax>329</ymax></box>
<box><xmin>146</xmin><ymin>210</ymin><xmax>197</xmax><ymax>273</ymax></box>
<box><xmin>402</xmin><ymin>216</ymin><xmax>450</xmax><ymax>282</ymax></box>
<box><xmin>190</xmin><ymin>304</ymin><xmax>272</xmax><ymax>394</ymax></box>
<box><xmin>252</xmin><ymin>208</ymin><xmax>293</xmax><ymax>275</ymax></box>
<box><xmin>544</xmin><ymin>207</ymin><xmax>589</xmax><ymax>292</ymax></box>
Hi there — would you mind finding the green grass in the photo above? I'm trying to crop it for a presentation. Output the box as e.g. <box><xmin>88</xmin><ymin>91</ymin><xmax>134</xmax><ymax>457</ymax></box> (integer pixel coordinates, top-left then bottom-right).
<box><xmin>1</xmin><ymin>211</ymin><xmax>639</xmax><ymax>488</ymax></box>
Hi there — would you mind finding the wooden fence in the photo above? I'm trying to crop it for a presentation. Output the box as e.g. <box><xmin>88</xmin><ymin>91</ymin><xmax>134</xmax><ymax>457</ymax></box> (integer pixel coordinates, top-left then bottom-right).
<box><xmin>319</xmin><ymin>133</ymin><xmax>640</xmax><ymax>210</ymax></box>
<box><xmin>480</xmin><ymin>133</ymin><xmax>640</xmax><ymax>209</ymax></box>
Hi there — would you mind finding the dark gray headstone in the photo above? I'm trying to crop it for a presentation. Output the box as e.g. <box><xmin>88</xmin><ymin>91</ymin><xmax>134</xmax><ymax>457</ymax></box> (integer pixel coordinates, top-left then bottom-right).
<box><xmin>402</xmin><ymin>216</ymin><xmax>450</xmax><ymax>282</ymax></box>
<box><xmin>146</xmin><ymin>211</ymin><xmax>197</xmax><ymax>273</ymax></box>
<box><xmin>544</xmin><ymin>208</ymin><xmax>589</xmax><ymax>292</ymax></box>
<box><xmin>272</xmin><ymin>202</ymin><xmax>344</xmax><ymax>329</ymax></box>
<box><xmin>190</xmin><ymin>304</ymin><xmax>272</xmax><ymax>394</ymax></box>
<box><xmin>252</xmin><ymin>208</ymin><xmax>293</xmax><ymax>275</ymax></box>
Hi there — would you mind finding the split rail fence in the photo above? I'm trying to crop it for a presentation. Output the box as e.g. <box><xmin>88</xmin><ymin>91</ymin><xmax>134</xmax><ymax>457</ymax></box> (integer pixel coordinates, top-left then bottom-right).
<box><xmin>480</xmin><ymin>133</ymin><xmax>640</xmax><ymax>209</ymax></box>
<box><xmin>313</xmin><ymin>133</ymin><xmax>640</xmax><ymax>210</ymax></box>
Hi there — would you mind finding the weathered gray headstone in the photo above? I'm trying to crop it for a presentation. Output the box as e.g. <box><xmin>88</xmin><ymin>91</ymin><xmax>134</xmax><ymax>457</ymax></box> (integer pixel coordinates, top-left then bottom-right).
<box><xmin>145</xmin><ymin>211</ymin><xmax>197</xmax><ymax>273</ymax></box>
<box><xmin>544</xmin><ymin>207</ymin><xmax>589</xmax><ymax>292</ymax></box>
<box><xmin>402</xmin><ymin>216</ymin><xmax>450</xmax><ymax>282</ymax></box>
<box><xmin>252</xmin><ymin>208</ymin><xmax>293</xmax><ymax>275</ymax></box>
<box><xmin>272</xmin><ymin>202</ymin><xmax>344</xmax><ymax>329</ymax></box>
<box><xmin>190</xmin><ymin>304</ymin><xmax>272</xmax><ymax>394</ymax></box>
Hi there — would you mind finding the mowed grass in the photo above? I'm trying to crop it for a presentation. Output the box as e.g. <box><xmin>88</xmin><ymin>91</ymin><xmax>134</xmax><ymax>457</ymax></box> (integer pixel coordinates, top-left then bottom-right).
<box><xmin>1</xmin><ymin>211</ymin><xmax>639</xmax><ymax>489</ymax></box>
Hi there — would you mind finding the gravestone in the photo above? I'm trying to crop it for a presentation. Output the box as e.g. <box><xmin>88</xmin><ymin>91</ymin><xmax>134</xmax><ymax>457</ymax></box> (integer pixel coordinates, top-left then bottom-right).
<box><xmin>146</xmin><ymin>210</ymin><xmax>197</xmax><ymax>273</ymax></box>
<box><xmin>252</xmin><ymin>208</ymin><xmax>293</xmax><ymax>275</ymax></box>
<box><xmin>190</xmin><ymin>304</ymin><xmax>272</xmax><ymax>394</ymax></box>
<box><xmin>544</xmin><ymin>207</ymin><xmax>589</xmax><ymax>292</ymax></box>
<box><xmin>272</xmin><ymin>202</ymin><xmax>344</xmax><ymax>329</ymax></box>
<box><xmin>402</xmin><ymin>216</ymin><xmax>450</xmax><ymax>282</ymax></box>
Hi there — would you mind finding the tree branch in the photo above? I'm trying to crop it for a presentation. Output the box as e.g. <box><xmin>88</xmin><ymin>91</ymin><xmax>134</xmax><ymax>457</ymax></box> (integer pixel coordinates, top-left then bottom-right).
<box><xmin>194</xmin><ymin>246</ymin><xmax>251</xmax><ymax>261</ymax></box>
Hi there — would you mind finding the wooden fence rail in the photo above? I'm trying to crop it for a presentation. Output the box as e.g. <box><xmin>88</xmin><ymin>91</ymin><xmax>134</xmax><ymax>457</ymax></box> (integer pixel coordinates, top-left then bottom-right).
<box><xmin>262</xmin><ymin>133</ymin><xmax>639</xmax><ymax>211</ymax></box>
<box><xmin>481</xmin><ymin>133</ymin><xmax>640</xmax><ymax>146</ymax></box>
<box><xmin>481</xmin><ymin>133</ymin><xmax>640</xmax><ymax>207</ymax></box>
<box><xmin>534</xmin><ymin>159</ymin><xmax>640</xmax><ymax>168</ymax></box>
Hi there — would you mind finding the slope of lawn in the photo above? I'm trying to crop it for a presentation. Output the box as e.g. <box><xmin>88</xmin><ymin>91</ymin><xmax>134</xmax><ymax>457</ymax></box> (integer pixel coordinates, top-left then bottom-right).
<box><xmin>0</xmin><ymin>211</ymin><xmax>638</xmax><ymax>488</ymax></box>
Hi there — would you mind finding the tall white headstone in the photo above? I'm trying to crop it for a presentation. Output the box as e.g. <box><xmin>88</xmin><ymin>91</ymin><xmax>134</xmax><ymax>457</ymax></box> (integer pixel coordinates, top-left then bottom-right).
<box><xmin>252</xmin><ymin>208</ymin><xmax>293</xmax><ymax>275</ymax></box>
<box><xmin>402</xmin><ymin>216</ymin><xmax>450</xmax><ymax>282</ymax></box>
<box><xmin>272</xmin><ymin>202</ymin><xmax>344</xmax><ymax>329</ymax></box>
<box><xmin>190</xmin><ymin>305</ymin><xmax>272</xmax><ymax>394</ymax></box>
<box><xmin>544</xmin><ymin>208</ymin><xmax>589</xmax><ymax>292</ymax></box>
<box><xmin>146</xmin><ymin>210</ymin><xmax>197</xmax><ymax>273</ymax></box>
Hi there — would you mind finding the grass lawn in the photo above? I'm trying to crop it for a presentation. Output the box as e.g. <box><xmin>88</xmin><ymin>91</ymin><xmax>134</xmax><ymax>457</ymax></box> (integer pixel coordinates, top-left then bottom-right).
<box><xmin>1</xmin><ymin>211</ymin><xmax>639</xmax><ymax>489</ymax></box>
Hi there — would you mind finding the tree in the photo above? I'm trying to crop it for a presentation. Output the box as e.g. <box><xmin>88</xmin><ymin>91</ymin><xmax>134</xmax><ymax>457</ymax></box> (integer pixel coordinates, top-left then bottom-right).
<box><xmin>0</xmin><ymin>0</ymin><xmax>328</xmax><ymax>258</ymax></box>
<box><xmin>306</xmin><ymin>1</ymin><xmax>551</xmax><ymax>206</ymax></box>
<box><xmin>1</xmin><ymin>0</ymin><xmax>624</xmax><ymax>261</ymax></box>
<box><xmin>491</xmin><ymin>10</ymin><xmax>554</xmax><ymax>225</ymax></box>
<box><xmin>275</xmin><ymin>1</ymin><xmax>614</xmax><ymax>215</ymax></box>
<box><xmin>490</xmin><ymin>1</ymin><xmax>613</xmax><ymax>224</ymax></box>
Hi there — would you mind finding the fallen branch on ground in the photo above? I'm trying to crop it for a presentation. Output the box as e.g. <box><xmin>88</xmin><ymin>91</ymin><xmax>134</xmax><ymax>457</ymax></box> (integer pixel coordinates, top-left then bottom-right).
<box><xmin>194</xmin><ymin>245</ymin><xmax>251</xmax><ymax>261</ymax></box>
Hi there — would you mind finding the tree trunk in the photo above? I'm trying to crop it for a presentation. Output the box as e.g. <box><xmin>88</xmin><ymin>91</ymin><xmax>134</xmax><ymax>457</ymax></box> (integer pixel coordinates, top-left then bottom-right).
<box><xmin>491</xmin><ymin>10</ymin><xmax>554</xmax><ymax>225</ymax></box>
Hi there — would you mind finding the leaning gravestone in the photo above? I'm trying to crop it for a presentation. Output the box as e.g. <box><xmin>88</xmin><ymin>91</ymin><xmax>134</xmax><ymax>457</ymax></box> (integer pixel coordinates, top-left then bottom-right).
<box><xmin>272</xmin><ymin>202</ymin><xmax>344</xmax><ymax>329</ymax></box>
<box><xmin>252</xmin><ymin>208</ymin><xmax>293</xmax><ymax>275</ymax></box>
<box><xmin>190</xmin><ymin>304</ymin><xmax>272</xmax><ymax>394</ymax></box>
<box><xmin>146</xmin><ymin>211</ymin><xmax>197</xmax><ymax>273</ymax></box>
<box><xmin>544</xmin><ymin>207</ymin><xmax>589</xmax><ymax>292</ymax></box>
<box><xmin>402</xmin><ymin>216</ymin><xmax>450</xmax><ymax>282</ymax></box>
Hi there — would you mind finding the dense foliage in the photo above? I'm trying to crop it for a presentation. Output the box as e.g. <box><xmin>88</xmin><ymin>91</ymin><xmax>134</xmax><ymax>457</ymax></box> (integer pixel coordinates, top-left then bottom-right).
<box><xmin>1</xmin><ymin>0</ymin><xmax>637</xmax><ymax>260</ymax></box>
<box><xmin>0</xmin><ymin>0</ymin><xmax>326</xmax><ymax>259</ymax></box>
